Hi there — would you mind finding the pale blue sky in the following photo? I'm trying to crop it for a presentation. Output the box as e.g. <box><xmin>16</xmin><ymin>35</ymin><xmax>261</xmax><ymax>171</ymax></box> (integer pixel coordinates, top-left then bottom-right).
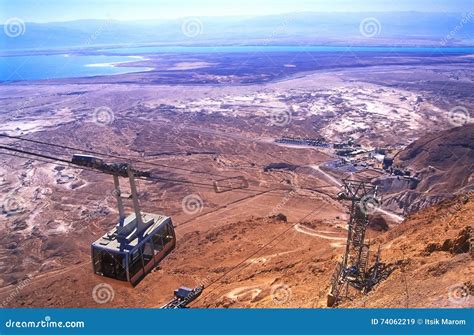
<box><xmin>1</xmin><ymin>0</ymin><xmax>473</xmax><ymax>22</ymax></box>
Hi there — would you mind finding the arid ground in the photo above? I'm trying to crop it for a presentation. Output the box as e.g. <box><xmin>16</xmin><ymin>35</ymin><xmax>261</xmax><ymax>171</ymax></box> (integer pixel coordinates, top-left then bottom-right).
<box><xmin>0</xmin><ymin>51</ymin><xmax>472</xmax><ymax>307</ymax></box>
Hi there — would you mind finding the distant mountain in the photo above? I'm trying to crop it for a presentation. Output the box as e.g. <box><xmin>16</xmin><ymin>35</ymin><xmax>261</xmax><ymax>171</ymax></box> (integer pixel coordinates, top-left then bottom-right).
<box><xmin>1</xmin><ymin>12</ymin><xmax>473</xmax><ymax>52</ymax></box>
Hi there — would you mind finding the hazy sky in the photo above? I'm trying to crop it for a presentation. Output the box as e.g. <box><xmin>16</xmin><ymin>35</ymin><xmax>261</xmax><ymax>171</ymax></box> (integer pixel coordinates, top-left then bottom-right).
<box><xmin>1</xmin><ymin>0</ymin><xmax>473</xmax><ymax>22</ymax></box>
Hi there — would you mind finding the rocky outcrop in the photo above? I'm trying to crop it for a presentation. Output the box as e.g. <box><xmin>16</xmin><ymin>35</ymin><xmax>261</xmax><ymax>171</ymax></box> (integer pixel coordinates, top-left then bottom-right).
<box><xmin>379</xmin><ymin>124</ymin><xmax>474</xmax><ymax>214</ymax></box>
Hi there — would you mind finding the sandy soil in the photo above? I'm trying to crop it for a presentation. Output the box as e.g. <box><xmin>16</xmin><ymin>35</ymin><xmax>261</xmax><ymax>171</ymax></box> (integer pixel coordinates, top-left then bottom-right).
<box><xmin>0</xmin><ymin>54</ymin><xmax>472</xmax><ymax>307</ymax></box>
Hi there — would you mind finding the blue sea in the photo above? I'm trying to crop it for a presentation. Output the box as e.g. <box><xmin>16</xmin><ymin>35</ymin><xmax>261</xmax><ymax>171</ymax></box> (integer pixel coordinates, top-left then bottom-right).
<box><xmin>0</xmin><ymin>54</ymin><xmax>150</xmax><ymax>82</ymax></box>
<box><xmin>102</xmin><ymin>45</ymin><xmax>474</xmax><ymax>54</ymax></box>
<box><xmin>1</xmin><ymin>46</ymin><xmax>473</xmax><ymax>82</ymax></box>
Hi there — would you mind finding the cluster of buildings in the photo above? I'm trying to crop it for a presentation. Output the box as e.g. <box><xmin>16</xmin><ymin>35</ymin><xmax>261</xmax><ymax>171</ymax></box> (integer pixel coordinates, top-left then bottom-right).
<box><xmin>330</xmin><ymin>140</ymin><xmax>420</xmax><ymax>187</ymax></box>
<box><xmin>275</xmin><ymin>137</ymin><xmax>418</xmax><ymax>184</ymax></box>
<box><xmin>275</xmin><ymin>136</ymin><xmax>330</xmax><ymax>148</ymax></box>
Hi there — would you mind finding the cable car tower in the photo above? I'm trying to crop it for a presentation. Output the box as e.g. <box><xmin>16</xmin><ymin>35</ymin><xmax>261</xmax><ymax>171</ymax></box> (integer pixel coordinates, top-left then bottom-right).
<box><xmin>327</xmin><ymin>179</ymin><xmax>384</xmax><ymax>307</ymax></box>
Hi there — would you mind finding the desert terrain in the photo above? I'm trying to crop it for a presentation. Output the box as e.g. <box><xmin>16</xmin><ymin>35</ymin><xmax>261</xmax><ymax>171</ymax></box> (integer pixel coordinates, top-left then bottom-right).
<box><xmin>0</xmin><ymin>51</ymin><xmax>472</xmax><ymax>308</ymax></box>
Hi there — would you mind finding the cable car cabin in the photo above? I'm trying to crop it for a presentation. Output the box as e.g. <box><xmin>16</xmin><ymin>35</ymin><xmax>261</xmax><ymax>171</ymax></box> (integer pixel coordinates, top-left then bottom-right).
<box><xmin>91</xmin><ymin>213</ymin><xmax>176</xmax><ymax>286</ymax></box>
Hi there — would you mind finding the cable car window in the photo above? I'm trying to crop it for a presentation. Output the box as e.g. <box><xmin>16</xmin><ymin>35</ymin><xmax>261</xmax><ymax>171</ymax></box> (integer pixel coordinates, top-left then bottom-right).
<box><xmin>92</xmin><ymin>248</ymin><xmax>102</xmax><ymax>273</ymax></box>
<box><xmin>128</xmin><ymin>249</ymin><xmax>143</xmax><ymax>278</ymax></box>
<box><xmin>152</xmin><ymin>233</ymin><xmax>164</xmax><ymax>253</ymax></box>
<box><xmin>92</xmin><ymin>248</ymin><xmax>127</xmax><ymax>281</ymax></box>
<box><xmin>142</xmin><ymin>240</ymin><xmax>154</xmax><ymax>266</ymax></box>
<box><xmin>102</xmin><ymin>253</ymin><xmax>115</xmax><ymax>277</ymax></box>
<box><xmin>155</xmin><ymin>225</ymin><xmax>167</xmax><ymax>245</ymax></box>
<box><xmin>113</xmin><ymin>253</ymin><xmax>127</xmax><ymax>281</ymax></box>
<box><xmin>163</xmin><ymin>223</ymin><xmax>174</xmax><ymax>244</ymax></box>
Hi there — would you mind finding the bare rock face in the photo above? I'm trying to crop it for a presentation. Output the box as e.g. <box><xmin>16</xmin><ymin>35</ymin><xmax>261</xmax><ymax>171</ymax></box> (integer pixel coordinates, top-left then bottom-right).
<box><xmin>450</xmin><ymin>226</ymin><xmax>471</xmax><ymax>254</ymax></box>
<box><xmin>383</xmin><ymin>191</ymin><xmax>448</xmax><ymax>215</ymax></box>
<box><xmin>368</xmin><ymin>214</ymin><xmax>389</xmax><ymax>232</ymax></box>
<box><xmin>382</xmin><ymin>124</ymin><xmax>474</xmax><ymax>214</ymax></box>
<box><xmin>424</xmin><ymin>226</ymin><xmax>471</xmax><ymax>255</ymax></box>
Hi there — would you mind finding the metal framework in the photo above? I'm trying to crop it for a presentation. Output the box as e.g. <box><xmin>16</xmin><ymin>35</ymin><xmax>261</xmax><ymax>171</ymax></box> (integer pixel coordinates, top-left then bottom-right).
<box><xmin>327</xmin><ymin>179</ymin><xmax>383</xmax><ymax>307</ymax></box>
<box><xmin>71</xmin><ymin>155</ymin><xmax>151</xmax><ymax>236</ymax></box>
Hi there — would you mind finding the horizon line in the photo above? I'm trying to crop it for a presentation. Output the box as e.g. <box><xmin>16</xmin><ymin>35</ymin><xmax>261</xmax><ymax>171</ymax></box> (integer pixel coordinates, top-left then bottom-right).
<box><xmin>5</xmin><ymin>10</ymin><xmax>472</xmax><ymax>24</ymax></box>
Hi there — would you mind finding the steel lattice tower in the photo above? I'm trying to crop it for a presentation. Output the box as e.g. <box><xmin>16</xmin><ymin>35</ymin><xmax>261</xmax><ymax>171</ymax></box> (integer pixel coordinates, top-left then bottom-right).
<box><xmin>327</xmin><ymin>179</ymin><xmax>382</xmax><ymax>307</ymax></box>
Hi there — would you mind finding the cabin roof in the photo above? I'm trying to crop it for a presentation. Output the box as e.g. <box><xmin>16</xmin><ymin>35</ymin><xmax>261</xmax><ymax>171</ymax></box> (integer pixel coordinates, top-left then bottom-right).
<box><xmin>91</xmin><ymin>213</ymin><xmax>171</xmax><ymax>253</ymax></box>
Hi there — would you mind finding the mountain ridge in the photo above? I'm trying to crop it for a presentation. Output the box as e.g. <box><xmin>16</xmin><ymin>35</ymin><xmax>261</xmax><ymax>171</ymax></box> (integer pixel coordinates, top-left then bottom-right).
<box><xmin>2</xmin><ymin>12</ymin><xmax>473</xmax><ymax>51</ymax></box>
